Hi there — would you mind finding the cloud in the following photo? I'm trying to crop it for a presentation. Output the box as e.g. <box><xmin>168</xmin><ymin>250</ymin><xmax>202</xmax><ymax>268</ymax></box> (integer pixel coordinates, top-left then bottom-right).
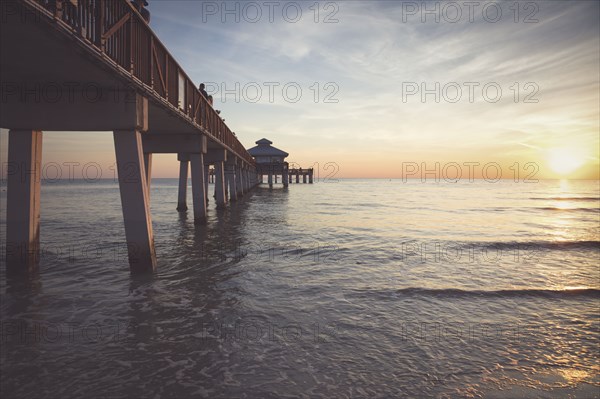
<box><xmin>11</xmin><ymin>1</ymin><xmax>597</xmax><ymax>178</ymax></box>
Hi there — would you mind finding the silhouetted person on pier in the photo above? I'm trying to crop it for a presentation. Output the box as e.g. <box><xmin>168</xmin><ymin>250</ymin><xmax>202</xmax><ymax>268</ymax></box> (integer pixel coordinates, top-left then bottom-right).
<box><xmin>199</xmin><ymin>83</ymin><xmax>208</xmax><ymax>100</ymax></box>
<box><xmin>131</xmin><ymin>0</ymin><xmax>150</xmax><ymax>23</ymax></box>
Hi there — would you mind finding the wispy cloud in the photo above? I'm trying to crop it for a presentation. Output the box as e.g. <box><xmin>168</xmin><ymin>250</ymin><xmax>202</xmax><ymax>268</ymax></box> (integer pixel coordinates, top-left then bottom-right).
<box><xmin>5</xmin><ymin>1</ymin><xmax>595</xmax><ymax>178</ymax></box>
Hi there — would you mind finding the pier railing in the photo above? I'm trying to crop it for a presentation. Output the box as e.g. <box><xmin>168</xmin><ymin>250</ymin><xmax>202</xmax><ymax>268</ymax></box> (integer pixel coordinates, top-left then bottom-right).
<box><xmin>28</xmin><ymin>0</ymin><xmax>255</xmax><ymax>165</ymax></box>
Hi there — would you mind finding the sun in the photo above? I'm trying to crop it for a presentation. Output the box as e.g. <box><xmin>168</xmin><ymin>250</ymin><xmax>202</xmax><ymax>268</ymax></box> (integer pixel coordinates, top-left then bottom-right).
<box><xmin>546</xmin><ymin>147</ymin><xmax>585</xmax><ymax>176</ymax></box>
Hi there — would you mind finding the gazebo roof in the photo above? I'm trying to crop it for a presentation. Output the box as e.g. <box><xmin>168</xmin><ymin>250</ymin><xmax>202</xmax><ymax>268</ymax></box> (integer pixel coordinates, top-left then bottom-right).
<box><xmin>247</xmin><ymin>138</ymin><xmax>289</xmax><ymax>157</ymax></box>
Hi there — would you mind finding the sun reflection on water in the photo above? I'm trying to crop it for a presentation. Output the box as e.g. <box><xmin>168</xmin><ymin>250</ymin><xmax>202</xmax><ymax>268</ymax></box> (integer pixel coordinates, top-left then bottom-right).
<box><xmin>559</xmin><ymin>368</ymin><xmax>591</xmax><ymax>385</ymax></box>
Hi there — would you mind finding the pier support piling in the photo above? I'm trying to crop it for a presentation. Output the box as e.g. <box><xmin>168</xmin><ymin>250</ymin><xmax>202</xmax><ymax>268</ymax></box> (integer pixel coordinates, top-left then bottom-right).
<box><xmin>204</xmin><ymin>150</ymin><xmax>227</xmax><ymax>208</ymax></box>
<box><xmin>144</xmin><ymin>153</ymin><xmax>152</xmax><ymax>199</ymax></box>
<box><xmin>190</xmin><ymin>153</ymin><xmax>207</xmax><ymax>223</ymax></box>
<box><xmin>236</xmin><ymin>165</ymin><xmax>244</xmax><ymax>196</ymax></box>
<box><xmin>203</xmin><ymin>163</ymin><xmax>210</xmax><ymax>205</ymax></box>
<box><xmin>114</xmin><ymin>129</ymin><xmax>157</xmax><ymax>273</ymax></box>
<box><xmin>225</xmin><ymin>162</ymin><xmax>238</xmax><ymax>202</ymax></box>
<box><xmin>214</xmin><ymin>162</ymin><xmax>226</xmax><ymax>208</ymax></box>
<box><xmin>6</xmin><ymin>130</ymin><xmax>43</xmax><ymax>274</ymax></box>
<box><xmin>176</xmin><ymin>155</ymin><xmax>189</xmax><ymax>212</ymax></box>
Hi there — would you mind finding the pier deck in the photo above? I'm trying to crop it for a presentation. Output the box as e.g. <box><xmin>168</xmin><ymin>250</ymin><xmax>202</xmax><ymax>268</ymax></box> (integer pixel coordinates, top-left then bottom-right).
<box><xmin>1</xmin><ymin>0</ymin><xmax>260</xmax><ymax>273</ymax></box>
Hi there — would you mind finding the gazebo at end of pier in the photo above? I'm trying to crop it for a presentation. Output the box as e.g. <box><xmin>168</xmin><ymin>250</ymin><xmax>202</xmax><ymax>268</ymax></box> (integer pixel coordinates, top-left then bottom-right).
<box><xmin>248</xmin><ymin>138</ymin><xmax>313</xmax><ymax>187</ymax></box>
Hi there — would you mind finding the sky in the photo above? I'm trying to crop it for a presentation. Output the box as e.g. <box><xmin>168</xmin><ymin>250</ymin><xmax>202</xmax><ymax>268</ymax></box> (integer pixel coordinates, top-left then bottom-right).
<box><xmin>1</xmin><ymin>0</ymin><xmax>599</xmax><ymax>179</ymax></box>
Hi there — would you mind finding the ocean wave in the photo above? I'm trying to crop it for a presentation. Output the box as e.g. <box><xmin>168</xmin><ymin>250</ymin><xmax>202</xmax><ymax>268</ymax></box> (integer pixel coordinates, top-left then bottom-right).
<box><xmin>487</xmin><ymin>206</ymin><xmax>599</xmax><ymax>213</ymax></box>
<box><xmin>529</xmin><ymin>197</ymin><xmax>600</xmax><ymax>201</ymax></box>
<box><xmin>399</xmin><ymin>240</ymin><xmax>600</xmax><ymax>251</ymax></box>
<box><xmin>534</xmin><ymin>207</ymin><xmax>599</xmax><ymax>213</ymax></box>
<box><xmin>474</xmin><ymin>240</ymin><xmax>600</xmax><ymax>250</ymax></box>
<box><xmin>347</xmin><ymin>287</ymin><xmax>600</xmax><ymax>300</ymax></box>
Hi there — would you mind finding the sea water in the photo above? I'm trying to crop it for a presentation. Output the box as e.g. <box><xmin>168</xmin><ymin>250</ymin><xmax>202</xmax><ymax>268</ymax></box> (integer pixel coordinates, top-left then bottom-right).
<box><xmin>1</xmin><ymin>179</ymin><xmax>598</xmax><ymax>398</ymax></box>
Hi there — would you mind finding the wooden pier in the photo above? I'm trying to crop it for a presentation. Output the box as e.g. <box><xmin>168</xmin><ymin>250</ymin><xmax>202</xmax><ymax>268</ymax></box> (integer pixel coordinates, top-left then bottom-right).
<box><xmin>247</xmin><ymin>138</ymin><xmax>313</xmax><ymax>187</ymax></box>
<box><xmin>258</xmin><ymin>166</ymin><xmax>314</xmax><ymax>187</ymax></box>
<box><xmin>287</xmin><ymin>168</ymin><xmax>314</xmax><ymax>184</ymax></box>
<box><xmin>1</xmin><ymin>0</ymin><xmax>261</xmax><ymax>274</ymax></box>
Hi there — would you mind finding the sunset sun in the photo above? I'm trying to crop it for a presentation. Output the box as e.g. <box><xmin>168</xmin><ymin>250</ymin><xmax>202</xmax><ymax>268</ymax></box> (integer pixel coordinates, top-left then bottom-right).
<box><xmin>546</xmin><ymin>148</ymin><xmax>586</xmax><ymax>176</ymax></box>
